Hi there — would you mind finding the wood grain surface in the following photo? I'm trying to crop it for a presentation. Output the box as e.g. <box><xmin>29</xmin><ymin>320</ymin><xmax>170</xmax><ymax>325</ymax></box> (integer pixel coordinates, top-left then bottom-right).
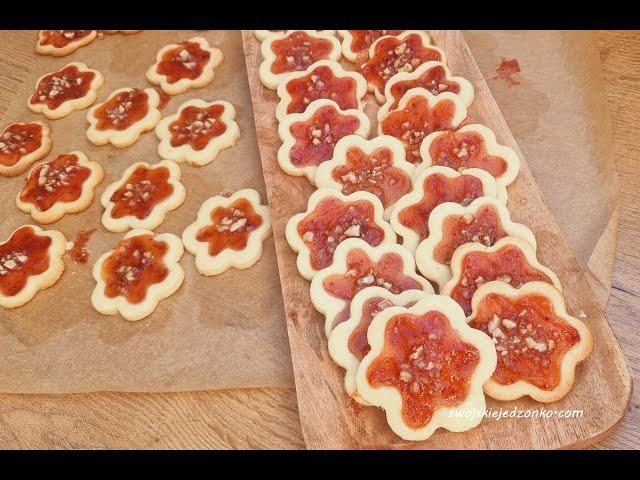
<box><xmin>0</xmin><ymin>30</ymin><xmax>638</xmax><ymax>450</ymax></box>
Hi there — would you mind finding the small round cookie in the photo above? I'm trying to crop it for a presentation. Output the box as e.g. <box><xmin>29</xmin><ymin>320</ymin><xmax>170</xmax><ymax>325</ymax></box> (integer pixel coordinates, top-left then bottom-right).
<box><xmin>35</xmin><ymin>30</ymin><xmax>97</xmax><ymax>57</ymax></box>
<box><xmin>0</xmin><ymin>225</ymin><xmax>67</xmax><ymax>309</ymax></box>
<box><xmin>28</xmin><ymin>62</ymin><xmax>104</xmax><ymax>120</ymax></box>
<box><xmin>356</xmin><ymin>295</ymin><xmax>496</xmax><ymax>441</ymax></box>
<box><xmin>91</xmin><ymin>229</ymin><xmax>185</xmax><ymax>321</ymax></box>
<box><xmin>86</xmin><ymin>87</ymin><xmax>162</xmax><ymax>148</ymax></box>
<box><xmin>338</xmin><ymin>30</ymin><xmax>406</xmax><ymax>63</ymax></box>
<box><xmin>100</xmin><ymin>160</ymin><xmax>186</xmax><ymax>233</ymax></box>
<box><xmin>468</xmin><ymin>281</ymin><xmax>593</xmax><ymax>403</ymax></box>
<box><xmin>259</xmin><ymin>30</ymin><xmax>341</xmax><ymax>90</ymax></box>
<box><xmin>146</xmin><ymin>37</ymin><xmax>223</xmax><ymax>96</ymax></box>
<box><xmin>16</xmin><ymin>151</ymin><xmax>104</xmax><ymax>224</ymax></box>
<box><xmin>155</xmin><ymin>99</ymin><xmax>240</xmax><ymax>167</ymax></box>
<box><xmin>182</xmin><ymin>189</ymin><xmax>272</xmax><ymax>276</ymax></box>
<box><xmin>0</xmin><ymin>121</ymin><xmax>52</xmax><ymax>177</ymax></box>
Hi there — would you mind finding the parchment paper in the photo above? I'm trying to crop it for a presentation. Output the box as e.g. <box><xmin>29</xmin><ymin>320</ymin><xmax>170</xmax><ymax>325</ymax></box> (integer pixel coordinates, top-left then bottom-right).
<box><xmin>0</xmin><ymin>30</ymin><xmax>617</xmax><ymax>394</ymax></box>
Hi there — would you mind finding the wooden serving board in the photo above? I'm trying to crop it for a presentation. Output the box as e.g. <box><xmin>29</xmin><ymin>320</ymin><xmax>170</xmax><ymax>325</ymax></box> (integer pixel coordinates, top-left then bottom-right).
<box><xmin>242</xmin><ymin>30</ymin><xmax>632</xmax><ymax>449</ymax></box>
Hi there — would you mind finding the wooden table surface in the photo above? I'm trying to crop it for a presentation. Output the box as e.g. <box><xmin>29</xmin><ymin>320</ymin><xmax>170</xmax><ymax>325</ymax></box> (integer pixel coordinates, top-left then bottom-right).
<box><xmin>0</xmin><ymin>30</ymin><xmax>637</xmax><ymax>450</ymax></box>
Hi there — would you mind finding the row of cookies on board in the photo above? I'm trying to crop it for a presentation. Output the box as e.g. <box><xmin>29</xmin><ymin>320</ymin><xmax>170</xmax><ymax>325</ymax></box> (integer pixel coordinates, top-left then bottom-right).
<box><xmin>1</xmin><ymin>32</ymin><xmax>273</xmax><ymax>322</ymax></box>
<box><xmin>255</xmin><ymin>30</ymin><xmax>593</xmax><ymax>441</ymax></box>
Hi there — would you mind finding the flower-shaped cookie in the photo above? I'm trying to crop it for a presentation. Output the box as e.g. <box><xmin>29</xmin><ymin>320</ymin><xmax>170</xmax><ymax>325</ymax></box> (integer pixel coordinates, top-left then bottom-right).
<box><xmin>277</xmin><ymin>99</ymin><xmax>371</xmax><ymax>183</ymax></box>
<box><xmin>275</xmin><ymin>60</ymin><xmax>367</xmax><ymax>122</ymax></box>
<box><xmin>155</xmin><ymin>99</ymin><xmax>240</xmax><ymax>167</ymax></box>
<box><xmin>328</xmin><ymin>287</ymin><xmax>427</xmax><ymax>404</ymax></box>
<box><xmin>389</xmin><ymin>166</ymin><xmax>499</xmax><ymax>254</ymax></box>
<box><xmin>415</xmin><ymin>196</ymin><xmax>537</xmax><ymax>289</ymax></box>
<box><xmin>468</xmin><ymin>281</ymin><xmax>593</xmax><ymax>402</ymax></box>
<box><xmin>0</xmin><ymin>225</ymin><xmax>66</xmax><ymax>309</ymax></box>
<box><xmin>359</xmin><ymin>31</ymin><xmax>446</xmax><ymax>104</ymax></box>
<box><xmin>146</xmin><ymin>37</ymin><xmax>223</xmax><ymax>95</ymax></box>
<box><xmin>310</xmin><ymin>238</ymin><xmax>433</xmax><ymax>337</ymax></box>
<box><xmin>0</xmin><ymin>121</ymin><xmax>52</xmax><ymax>177</ymax></box>
<box><xmin>182</xmin><ymin>189</ymin><xmax>272</xmax><ymax>276</ymax></box>
<box><xmin>378</xmin><ymin>61</ymin><xmax>475</xmax><ymax>122</ymax></box>
<box><xmin>286</xmin><ymin>188</ymin><xmax>396</xmax><ymax>281</ymax></box>
<box><xmin>338</xmin><ymin>30</ymin><xmax>406</xmax><ymax>63</ymax></box>
<box><xmin>419</xmin><ymin>124</ymin><xmax>521</xmax><ymax>204</ymax></box>
<box><xmin>441</xmin><ymin>236</ymin><xmax>561</xmax><ymax>316</ymax></box>
<box><xmin>28</xmin><ymin>62</ymin><xmax>104</xmax><ymax>120</ymax></box>
<box><xmin>378</xmin><ymin>88</ymin><xmax>467</xmax><ymax>164</ymax></box>
<box><xmin>100</xmin><ymin>160</ymin><xmax>186</xmax><ymax>232</ymax></box>
<box><xmin>314</xmin><ymin>135</ymin><xmax>415</xmax><ymax>220</ymax></box>
<box><xmin>254</xmin><ymin>30</ymin><xmax>336</xmax><ymax>42</ymax></box>
<box><xmin>35</xmin><ymin>30</ymin><xmax>97</xmax><ymax>57</ymax></box>
<box><xmin>356</xmin><ymin>295</ymin><xmax>496</xmax><ymax>441</ymax></box>
<box><xmin>91</xmin><ymin>229</ymin><xmax>185</xmax><ymax>321</ymax></box>
<box><xmin>86</xmin><ymin>87</ymin><xmax>161</xmax><ymax>148</ymax></box>
<box><xmin>16</xmin><ymin>151</ymin><xmax>104</xmax><ymax>224</ymax></box>
<box><xmin>259</xmin><ymin>30</ymin><xmax>341</xmax><ymax>90</ymax></box>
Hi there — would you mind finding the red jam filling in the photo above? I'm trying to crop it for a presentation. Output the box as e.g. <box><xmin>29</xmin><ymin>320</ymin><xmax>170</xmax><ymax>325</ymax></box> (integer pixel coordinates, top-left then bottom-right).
<box><xmin>195</xmin><ymin>198</ymin><xmax>263</xmax><ymax>256</ymax></box>
<box><xmin>330</xmin><ymin>146</ymin><xmax>412</xmax><ymax>209</ymax></box>
<box><xmin>360</xmin><ymin>33</ymin><xmax>443</xmax><ymax>94</ymax></box>
<box><xmin>39</xmin><ymin>30</ymin><xmax>93</xmax><ymax>48</ymax></box>
<box><xmin>397</xmin><ymin>172</ymin><xmax>485</xmax><ymax>241</ymax></box>
<box><xmin>168</xmin><ymin>104</ymin><xmax>227</xmax><ymax>151</ymax></box>
<box><xmin>109</xmin><ymin>166</ymin><xmax>174</xmax><ymax>220</ymax></box>
<box><xmin>433</xmin><ymin>204</ymin><xmax>509</xmax><ymax>266</ymax></box>
<box><xmin>367</xmin><ymin>311</ymin><xmax>481</xmax><ymax>429</ymax></box>
<box><xmin>0</xmin><ymin>226</ymin><xmax>53</xmax><ymax>297</ymax></box>
<box><xmin>284</xmin><ymin>65</ymin><xmax>359</xmax><ymax>116</ymax></box>
<box><xmin>270</xmin><ymin>31</ymin><xmax>335</xmax><ymax>74</ymax></box>
<box><xmin>156</xmin><ymin>41</ymin><xmax>211</xmax><ymax>84</ymax></box>
<box><xmin>93</xmin><ymin>89</ymin><xmax>150</xmax><ymax>131</ymax></box>
<box><xmin>19</xmin><ymin>153</ymin><xmax>91</xmax><ymax>212</ymax></box>
<box><xmin>0</xmin><ymin>123</ymin><xmax>43</xmax><ymax>167</ymax></box>
<box><xmin>451</xmin><ymin>244</ymin><xmax>553</xmax><ymax>316</ymax></box>
<box><xmin>346</xmin><ymin>30</ymin><xmax>404</xmax><ymax>54</ymax></box>
<box><xmin>296</xmin><ymin>197</ymin><xmax>386</xmax><ymax>272</ymax></box>
<box><xmin>387</xmin><ymin>64</ymin><xmax>461</xmax><ymax>112</ymax></box>
<box><xmin>288</xmin><ymin>105</ymin><xmax>363</xmax><ymax>168</ymax></box>
<box><xmin>101</xmin><ymin>234</ymin><xmax>169</xmax><ymax>304</ymax></box>
<box><xmin>30</xmin><ymin>64</ymin><xmax>95</xmax><ymax>110</ymax></box>
<box><xmin>348</xmin><ymin>297</ymin><xmax>417</xmax><ymax>360</ymax></box>
<box><xmin>323</xmin><ymin>248</ymin><xmax>425</xmax><ymax>329</ymax></box>
<box><xmin>379</xmin><ymin>95</ymin><xmax>457</xmax><ymax>164</ymax></box>
<box><xmin>468</xmin><ymin>292</ymin><xmax>580</xmax><ymax>390</ymax></box>
<box><xmin>69</xmin><ymin>229</ymin><xmax>96</xmax><ymax>265</ymax></box>
<box><xmin>429</xmin><ymin>130</ymin><xmax>508</xmax><ymax>177</ymax></box>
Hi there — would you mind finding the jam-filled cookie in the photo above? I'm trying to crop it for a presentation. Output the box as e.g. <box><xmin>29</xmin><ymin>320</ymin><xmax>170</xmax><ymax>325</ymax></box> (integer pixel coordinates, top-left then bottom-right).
<box><xmin>338</xmin><ymin>30</ymin><xmax>407</xmax><ymax>63</ymax></box>
<box><xmin>35</xmin><ymin>30</ymin><xmax>97</xmax><ymax>57</ymax></box>
<box><xmin>0</xmin><ymin>121</ymin><xmax>52</xmax><ymax>177</ymax></box>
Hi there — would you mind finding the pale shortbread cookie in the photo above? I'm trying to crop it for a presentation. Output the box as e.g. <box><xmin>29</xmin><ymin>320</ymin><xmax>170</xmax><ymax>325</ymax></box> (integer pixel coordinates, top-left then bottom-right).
<box><xmin>419</xmin><ymin>124</ymin><xmax>521</xmax><ymax>204</ymax></box>
<box><xmin>389</xmin><ymin>166</ymin><xmax>499</xmax><ymax>254</ymax></box>
<box><xmin>254</xmin><ymin>30</ymin><xmax>336</xmax><ymax>42</ymax></box>
<box><xmin>27</xmin><ymin>62</ymin><xmax>104</xmax><ymax>120</ymax></box>
<box><xmin>277</xmin><ymin>99</ymin><xmax>371</xmax><ymax>184</ymax></box>
<box><xmin>286</xmin><ymin>188</ymin><xmax>396</xmax><ymax>281</ymax></box>
<box><xmin>0</xmin><ymin>225</ymin><xmax>67</xmax><ymax>309</ymax></box>
<box><xmin>328</xmin><ymin>287</ymin><xmax>427</xmax><ymax>405</ymax></box>
<box><xmin>275</xmin><ymin>59</ymin><xmax>368</xmax><ymax>122</ymax></box>
<box><xmin>0</xmin><ymin>121</ymin><xmax>52</xmax><ymax>177</ymax></box>
<box><xmin>378</xmin><ymin>61</ymin><xmax>475</xmax><ymax>122</ymax></box>
<box><xmin>356</xmin><ymin>295</ymin><xmax>496</xmax><ymax>441</ymax></box>
<box><xmin>468</xmin><ymin>281</ymin><xmax>593</xmax><ymax>403</ymax></box>
<box><xmin>155</xmin><ymin>99</ymin><xmax>239</xmax><ymax>167</ymax></box>
<box><xmin>337</xmin><ymin>30</ymin><xmax>407</xmax><ymax>63</ymax></box>
<box><xmin>91</xmin><ymin>229</ymin><xmax>185</xmax><ymax>321</ymax></box>
<box><xmin>259</xmin><ymin>30</ymin><xmax>342</xmax><ymax>90</ymax></box>
<box><xmin>146</xmin><ymin>37</ymin><xmax>223</xmax><ymax>95</ymax></box>
<box><xmin>415</xmin><ymin>196</ymin><xmax>537</xmax><ymax>290</ymax></box>
<box><xmin>182</xmin><ymin>189</ymin><xmax>272</xmax><ymax>276</ymax></box>
<box><xmin>35</xmin><ymin>30</ymin><xmax>97</xmax><ymax>57</ymax></box>
<box><xmin>86</xmin><ymin>87</ymin><xmax>162</xmax><ymax>148</ymax></box>
<box><xmin>310</xmin><ymin>238</ymin><xmax>433</xmax><ymax>337</ymax></box>
<box><xmin>100</xmin><ymin>160</ymin><xmax>186</xmax><ymax>232</ymax></box>
<box><xmin>16</xmin><ymin>151</ymin><xmax>104</xmax><ymax>224</ymax></box>
<box><xmin>314</xmin><ymin>135</ymin><xmax>415</xmax><ymax>220</ymax></box>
